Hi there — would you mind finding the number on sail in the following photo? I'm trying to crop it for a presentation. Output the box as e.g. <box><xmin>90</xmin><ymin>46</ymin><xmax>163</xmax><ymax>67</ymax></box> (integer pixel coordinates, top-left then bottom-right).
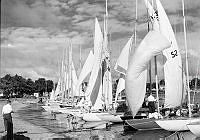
<box><xmin>171</xmin><ymin>50</ymin><xmax>178</xmax><ymax>58</ymax></box>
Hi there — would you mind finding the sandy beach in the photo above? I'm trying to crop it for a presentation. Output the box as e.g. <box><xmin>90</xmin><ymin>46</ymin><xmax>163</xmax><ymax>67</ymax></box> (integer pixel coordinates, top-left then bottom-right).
<box><xmin>0</xmin><ymin>99</ymin><xmax>66</xmax><ymax>140</ymax></box>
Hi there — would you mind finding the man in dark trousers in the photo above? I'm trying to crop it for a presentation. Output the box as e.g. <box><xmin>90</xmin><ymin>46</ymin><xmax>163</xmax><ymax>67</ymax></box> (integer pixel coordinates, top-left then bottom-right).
<box><xmin>2</xmin><ymin>99</ymin><xmax>14</xmax><ymax>140</ymax></box>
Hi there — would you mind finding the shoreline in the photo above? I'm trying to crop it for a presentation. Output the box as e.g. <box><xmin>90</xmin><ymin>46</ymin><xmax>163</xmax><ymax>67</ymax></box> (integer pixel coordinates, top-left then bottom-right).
<box><xmin>0</xmin><ymin>98</ymin><xmax>66</xmax><ymax>140</ymax></box>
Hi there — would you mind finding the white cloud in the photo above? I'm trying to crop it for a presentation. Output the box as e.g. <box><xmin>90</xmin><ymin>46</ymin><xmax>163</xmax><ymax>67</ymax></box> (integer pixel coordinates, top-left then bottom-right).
<box><xmin>1</xmin><ymin>0</ymin><xmax>200</xmax><ymax>80</ymax></box>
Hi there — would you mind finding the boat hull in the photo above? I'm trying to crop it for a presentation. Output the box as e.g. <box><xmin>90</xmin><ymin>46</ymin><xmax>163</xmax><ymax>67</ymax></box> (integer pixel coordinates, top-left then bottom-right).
<box><xmin>58</xmin><ymin>108</ymin><xmax>82</xmax><ymax>117</ymax></box>
<box><xmin>82</xmin><ymin>112</ymin><xmax>123</xmax><ymax>122</ymax></box>
<box><xmin>125</xmin><ymin>118</ymin><xmax>161</xmax><ymax>130</ymax></box>
<box><xmin>42</xmin><ymin>105</ymin><xmax>61</xmax><ymax>113</ymax></box>
<box><xmin>187</xmin><ymin>123</ymin><xmax>200</xmax><ymax>137</ymax></box>
<box><xmin>156</xmin><ymin>117</ymin><xmax>200</xmax><ymax>131</ymax></box>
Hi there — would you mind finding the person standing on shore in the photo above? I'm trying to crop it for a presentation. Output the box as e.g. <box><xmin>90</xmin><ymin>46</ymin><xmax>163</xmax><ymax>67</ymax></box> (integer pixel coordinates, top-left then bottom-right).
<box><xmin>2</xmin><ymin>99</ymin><xmax>14</xmax><ymax>139</ymax></box>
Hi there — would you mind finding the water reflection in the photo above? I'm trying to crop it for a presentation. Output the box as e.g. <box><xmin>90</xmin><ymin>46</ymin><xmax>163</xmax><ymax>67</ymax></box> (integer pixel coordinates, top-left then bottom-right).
<box><xmin>17</xmin><ymin>104</ymin><xmax>200</xmax><ymax>140</ymax></box>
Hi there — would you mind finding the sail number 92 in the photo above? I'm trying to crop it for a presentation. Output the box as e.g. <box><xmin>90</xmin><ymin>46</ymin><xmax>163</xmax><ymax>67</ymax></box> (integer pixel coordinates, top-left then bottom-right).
<box><xmin>171</xmin><ymin>50</ymin><xmax>178</xmax><ymax>58</ymax></box>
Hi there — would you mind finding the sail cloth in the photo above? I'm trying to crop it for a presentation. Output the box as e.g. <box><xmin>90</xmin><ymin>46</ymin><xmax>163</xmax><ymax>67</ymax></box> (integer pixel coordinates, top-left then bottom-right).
<box><xmin>156</xmin><ymin>0</ymin><xmax>183</xmax><ymax>108</ymax></box>
<box><xmin>103</xmin><ymin>70</ymin><xmax>113</xmax><ymax>108</ymax></box>
<box><xmin>126</xmin><ymin>31</ymin><xmax>170</xmax><ymax>117</ymax></box>
<box><xmin>71</xmin><ymin>61</ymin><xmax>78</xmax><ymax>96</ymax></box>
<box><xmin>75</xmin><ymin>50</ymin><xmax>94</xmax><ymax>96</ymax></box>
<box><xmin>114</xmin><ymin>35</ymin><xmax>134</xmax><ymax>75</ymax></box>
<box><xmin>85</xmin><ymin>18</ymin><xmax>103</xmax><ymax>108</ymax></box>
<box><xmin>50</xmin><ymin>90</ymin><xmax>55</xmax><ymax>101</ymax></box>
<box><xmin>54</xmin><ymin>78</ymin><xmax>61</xmax><ymax>97</ymax></box>
<box><xmin>144</xmin><ymin>0</ymin><xmax>183</xmax><ymax>108</ymax></box>
<box><xmin>114</xmin><ymin>75</ymin><xmax>125</xmax><ymax>103</ymax></box>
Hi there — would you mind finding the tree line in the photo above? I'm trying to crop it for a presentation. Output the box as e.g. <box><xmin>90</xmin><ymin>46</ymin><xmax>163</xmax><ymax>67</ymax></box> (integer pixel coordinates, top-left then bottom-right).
<box><xmin>1</xmin><ymin>74</ymin><xmax>199</xmax><ymax>98</ymax></box>
<box><xmin>0</xmin><ymin>74</ymin><xmax>54</xmax><ymax>98</ymax></box>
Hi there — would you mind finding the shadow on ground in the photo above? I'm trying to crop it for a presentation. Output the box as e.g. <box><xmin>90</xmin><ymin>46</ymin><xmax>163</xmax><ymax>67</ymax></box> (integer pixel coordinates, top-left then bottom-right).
<box><xmin>0</xmin><ymin>131</ymin><xmax>30</xmax><ymax>140</ymax></box>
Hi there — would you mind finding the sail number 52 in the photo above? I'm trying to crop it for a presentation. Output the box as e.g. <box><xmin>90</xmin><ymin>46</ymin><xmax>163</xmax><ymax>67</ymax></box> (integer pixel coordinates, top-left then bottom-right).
<box><xmin>171</xmin><ymin>50</ymin><xmax>178</xmax><ymax>58</ymax></box>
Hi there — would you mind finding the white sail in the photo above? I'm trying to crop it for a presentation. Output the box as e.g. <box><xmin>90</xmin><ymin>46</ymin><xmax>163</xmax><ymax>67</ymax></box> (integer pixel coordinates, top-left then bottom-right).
<box><xmin>85</xmin><ymin>18</ymin><xmax>103</xmax><ymax>109</ymax></box>
<box><xmin>75</xmin><ymin>50</ymin><xmax>94</xmax><ymax>97</ymax></box>
<box><xmin>102</xmin><ymin>5</ymin><xmax>113</xmax><ymax>109</ymax></box>
<box><xmin>156</xmin><ymin>0</ymin><xmax>183</xmax><ymax>108</ymax></box>
<box><xmin>54</xmin><ymin>78</ymin><xmax>61</xmax><ymax>97</ymax></box>
<box><xmin>92</xmin><ymin>84</ymin><xmax>104</xmax><ymax>110</ymax></box>
<box><xmin>103</xmin><ymin>70</ymin><xmax>113</xmax><ymax>108</ymax></box>
<box><xmin>71</xmin><ymin>61</ymin><xmax>78</xmax><ymax>96</ymax></box>
<box><xmin>114</xmin><ymin>35</ymin><xmax>133</xmax><ymax>75</ymax></box>
<box><xmin>49</xmin><ymin>90</ymin><xmax>55</xmax><ymax>100</ymax></box>
<box><xmin>144</xmin><ymin>0</ymin><xmax>184</xmax><ymax>108</ymax></box>
<box><xmin>126</xmin><ymin>30</ymin><xmax>170</xmax><ymax>117</ymax></box>
<box><xmin>115</xmin><ymin>76</ymin><xmax>125</xmax><ymax>103</ymax></box>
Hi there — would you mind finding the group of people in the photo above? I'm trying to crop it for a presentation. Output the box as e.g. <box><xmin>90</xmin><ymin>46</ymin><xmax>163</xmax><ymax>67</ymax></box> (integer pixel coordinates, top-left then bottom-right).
<box><xmin>143</xmin><ymin>93</ymin><xmax>200</xmax><ymax>119</ymax></box>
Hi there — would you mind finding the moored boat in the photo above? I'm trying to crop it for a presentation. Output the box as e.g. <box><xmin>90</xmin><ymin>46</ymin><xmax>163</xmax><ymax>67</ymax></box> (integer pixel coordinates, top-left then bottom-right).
<box><xmin>82</xmin><ymin>112</ymin><xmax>123</xmax><ymax>122</ymax></box>
<box><xmin>156</xmin><ymin>117</ymin><xmax>200</xmax><ymax>131</ymax></box>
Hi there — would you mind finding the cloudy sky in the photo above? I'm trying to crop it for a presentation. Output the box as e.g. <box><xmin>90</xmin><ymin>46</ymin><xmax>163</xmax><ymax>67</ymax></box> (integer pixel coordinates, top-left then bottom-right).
<box><xmin>1</xmin><ymin>0</ymin><xmax>200</xmax><ymax>82</ymax></box>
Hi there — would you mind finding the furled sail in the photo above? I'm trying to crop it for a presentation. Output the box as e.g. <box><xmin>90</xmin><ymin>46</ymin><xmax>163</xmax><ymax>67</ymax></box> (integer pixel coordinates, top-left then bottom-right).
<box><xmin>114</xmin><ymin>35</ymin><xmax>134</xmax><ymax>75</ymax></box>
<box><xmin>85</xmin><ymin>18</ymin><xmax>103</xmax><ymax>108</ymax></box>
<box><xmin>126</xmin><ymin>31</ymin><xmax>170</xmax><ymax>117</ymax></box>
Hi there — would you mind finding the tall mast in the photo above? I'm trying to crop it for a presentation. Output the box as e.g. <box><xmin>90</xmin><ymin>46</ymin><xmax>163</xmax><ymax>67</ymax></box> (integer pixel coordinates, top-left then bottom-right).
<box><xmin>70</xmin><ymin>41</ymin><xmax>73</xmax><ymax>100</ymax></box>
<box><xmin>79</xmin><ymin>44</ymin><xmax>82</xmax><ymax>70</ymax></box>
<box><xmin>105</xmin><ymin>0</ymin><xmax>109</xmax><ymax>109</ymax></box>
<box><xmin>182</xmin><ymin>0</ymin><xmax>191</xmax><ymax>117</ymax></box>
<box><xmin>134</xmin><ymin>0</ymin><xmax>137</xmax><ymax>50</ymax></box>
<box><xmin>147</xmin><ymin>3</ymin><xmax>152</xmax><ymax>94</ymax></box>
<box><xmin>152</xmin><ymin>0</ymin><xmax>160</xmax><ymax>114</ymax></box>
<box><xmin>79</xmin><ymin>44</ymin><xmax>82</xmax><ymax>97</ymax></box>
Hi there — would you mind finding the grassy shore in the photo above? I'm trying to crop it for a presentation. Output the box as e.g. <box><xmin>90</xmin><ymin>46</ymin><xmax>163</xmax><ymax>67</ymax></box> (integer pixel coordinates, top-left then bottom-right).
<box><xmin>0</xmin><ymin>99</ymin><xmax>65</xmax><ymax>140</ymax></box>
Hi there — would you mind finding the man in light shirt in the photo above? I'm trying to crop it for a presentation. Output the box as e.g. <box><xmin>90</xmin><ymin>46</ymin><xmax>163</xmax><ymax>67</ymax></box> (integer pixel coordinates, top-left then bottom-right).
<box><xmin>2</xmin><ymin>99</ymin><xmax>14</xmax><ymax>139</ymax></box>
<box><xmin>147</xmin><ymin>93</ymin><xmax>156</xmax><ymax>113</ymax></box>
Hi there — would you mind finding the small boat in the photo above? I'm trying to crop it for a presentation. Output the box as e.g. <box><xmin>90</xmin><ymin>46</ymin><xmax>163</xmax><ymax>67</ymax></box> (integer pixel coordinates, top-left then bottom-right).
<box><xmin>187</xmin><ymin>122</ymin><xmax>200</xmax><ymax>137</ymax></box>
<box><xmin>155</xmin><ymin>117</ymin><xmax>200</xmax><ymax>131</ymax></box>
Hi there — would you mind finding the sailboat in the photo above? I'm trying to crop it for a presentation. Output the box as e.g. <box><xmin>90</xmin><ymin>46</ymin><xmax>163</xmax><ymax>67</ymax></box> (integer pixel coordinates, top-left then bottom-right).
<box><xmin>82</xmin><ymin>1</ymin><xmax>124</xmax><ymax>122</ymax></box>
<box><xmin>114</xmin><ymin>35</ymin><xmax>134</xmax><ymax>107</ymax></box>
<box><xmin>156</xmin><ymin>0</ymin><xmax>200</xmax><ymax>131</ymax></box>
<box><xmin>125</xmin><ymin>0</ymin><xmax>200</xmax><ymax>131</ymax></box>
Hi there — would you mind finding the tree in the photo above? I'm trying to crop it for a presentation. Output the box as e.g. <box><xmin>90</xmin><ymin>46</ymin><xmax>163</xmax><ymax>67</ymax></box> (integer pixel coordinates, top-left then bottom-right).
<box><xmin>26</xmin><ymin>78</ymin><xmax>36</xmax><ymax>95</ymax></box>
<box><xmin>1</xmin><ymin>74</ymin><xmax>54</xmax><ymax>98</ymax></box>
<box><xmin>46</xmin><ymin>80</ymin><xmax>54</xmax><ymax>93</ymax></box>
<box><xmin>35</xmin><ymin>78</ymin><xmax>46</xmax><ymax>96</ymax></box>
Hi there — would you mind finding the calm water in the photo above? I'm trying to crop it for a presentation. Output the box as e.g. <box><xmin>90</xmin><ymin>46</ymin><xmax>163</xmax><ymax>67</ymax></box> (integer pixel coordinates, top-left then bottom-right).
<box><xmin>16</xmin><ymin>103</ymin><xmax>200</xmax><ymax>140</ymax></box>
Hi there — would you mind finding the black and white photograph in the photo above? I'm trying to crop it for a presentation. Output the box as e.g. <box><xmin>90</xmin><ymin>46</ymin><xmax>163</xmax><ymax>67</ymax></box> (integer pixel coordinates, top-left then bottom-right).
<box><xmin>1</xmin><ymin>0</ymin><xmax>200</xmax><ymax>139</ymax></box>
